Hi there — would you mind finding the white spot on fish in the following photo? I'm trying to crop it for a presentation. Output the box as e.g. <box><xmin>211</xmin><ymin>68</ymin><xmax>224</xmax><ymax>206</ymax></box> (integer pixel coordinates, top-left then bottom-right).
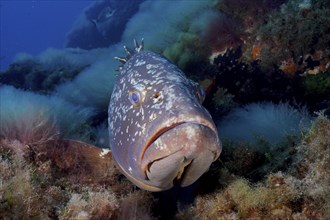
<box><xmin>149</xmin><ymin>113</ymin><xmax>157</xmax><ymax>121</ymax></box>
<box><xmin>99</xmin><ymin>149</ymin><xmax>110</xmax><ymax>158</ymax></box>
<box><xmin>135</xmin><ymin>59</ymin><xmax>146</xmax><ymax>66</ymax></box>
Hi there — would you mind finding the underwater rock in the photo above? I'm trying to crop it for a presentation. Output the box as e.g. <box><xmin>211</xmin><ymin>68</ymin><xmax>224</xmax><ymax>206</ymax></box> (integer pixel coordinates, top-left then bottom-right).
<box><xmin>0</xmin><ymin>61</ymin><xmax>84</xmax><ymax>94</ymax></box>
<box><xmin>251</xmin><ymin>0</ymin><xmax>330</xmax><ymax>71</ymax></box>
<box><xmin>301</xmin><ymin>71</ymin><xmax>330</xmax><ymax>115</ymax></box>
<box><xmin>65</xmin><ymin>0</ymin><xmax>144</xmax><ymax>49</ymax></box>
<box><xmin>176</xmin><ymin>114</ymin><xmax>330</xmax><ymax>220</ymax></box>
<box><xmin>216</xmin><ymin>102</ymin><xmax>310</xmax><ymax>181</ymax></box>
<box><xmin>1</xmin><ymin>0</ymin><xmax>330</xmax><ymax>218</ymax></box>
<box><xmin>0</xmin><ymin>137</ymin><xmax>155</xmax><ymax>219</ymax></box>
<box><xmin>0</xmin><ymin>138</ymin><xmax>116</xmax><ymax>184</ymax></box>
<box><xmin>0</xmin><ymin>48</ymin><xmax>97</xmax><ymax>93</ymax></box>
<box><xmin>201</xmin><ymin>48</ymin><xmax>305</xmax><ymax>116</ymax></box>
<box><xmin>0</xmin><ymin>131</ymin><xmax>157</xmax><ymax>218</ymax></box>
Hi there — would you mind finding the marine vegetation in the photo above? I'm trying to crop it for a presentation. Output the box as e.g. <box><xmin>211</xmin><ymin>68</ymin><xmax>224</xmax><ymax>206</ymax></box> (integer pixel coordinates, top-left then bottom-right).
<box><xmin>254</xmin><ymin>0</ymin><xmax>330</xmax><ymax>72</ymax></box>
<box><xmin>0</xmin><ymin>85</ymin><xmax>95</xmax><ymax>143</ymax></box>
<box><xmin>0</xmin><ymin>0</ymin><xmax>330</xmax><ymax>219</ymax></box>
<box><xmin>1</xmin><ymin>113</ymin><xmax>329</xmax><ymax>219</ymax></box>
<box><xmin>0</xmin><ymin>139</ymin><xmax>156</xmax><ymax>219</ymax></box>
<box><xmin>176</xmin><ymin>114</ymin><xmax>330</xmax><ymax>219</ymax></box>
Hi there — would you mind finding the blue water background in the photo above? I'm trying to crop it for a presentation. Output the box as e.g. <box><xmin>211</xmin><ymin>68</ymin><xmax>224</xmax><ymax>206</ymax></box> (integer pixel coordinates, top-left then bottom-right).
<box><xmin>0</xmin><ymin>0</ymin><xmax>94</xmax><ymax>71</ymax></box>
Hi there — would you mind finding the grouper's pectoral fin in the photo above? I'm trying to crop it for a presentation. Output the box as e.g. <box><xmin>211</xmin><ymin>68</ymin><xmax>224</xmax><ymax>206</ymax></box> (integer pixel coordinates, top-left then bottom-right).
<box><xmin>1</xmin><ymin>139</ymin><xmax>115</xmax><ymax>184</ymax></box>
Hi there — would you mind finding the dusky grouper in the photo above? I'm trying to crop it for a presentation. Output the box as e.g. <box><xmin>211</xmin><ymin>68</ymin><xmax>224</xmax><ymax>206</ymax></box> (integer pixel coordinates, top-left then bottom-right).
<box><xmin>108</xmin><ymin>39</ymin><xmax>222</xmax><ymax>191</ymax></box>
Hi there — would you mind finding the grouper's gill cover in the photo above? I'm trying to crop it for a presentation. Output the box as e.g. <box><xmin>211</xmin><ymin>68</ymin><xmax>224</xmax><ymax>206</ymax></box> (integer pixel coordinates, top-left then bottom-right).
<box><xmin>108</xmin><ymin>41</ymin><xmax>222</xmax><ymax>192</ymax></box>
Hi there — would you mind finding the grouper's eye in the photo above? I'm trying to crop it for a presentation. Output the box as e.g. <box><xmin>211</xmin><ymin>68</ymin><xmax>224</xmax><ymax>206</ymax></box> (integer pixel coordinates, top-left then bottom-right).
<box><xmin>129</xmin><ymin>90</ymin><xmax>142</xmax><ymax>106</ymax></box>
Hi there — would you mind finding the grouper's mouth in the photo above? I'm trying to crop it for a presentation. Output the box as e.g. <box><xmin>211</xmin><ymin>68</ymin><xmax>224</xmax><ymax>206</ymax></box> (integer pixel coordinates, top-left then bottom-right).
<box><xmin>137</xmin><ymin>120</ymin><xmax>221</xmax><ymax>191</ymax></box>
<box><xmin>143</xmin><ymin>122</ymin><xmax>187</xmax><ymax>153</ymax></box>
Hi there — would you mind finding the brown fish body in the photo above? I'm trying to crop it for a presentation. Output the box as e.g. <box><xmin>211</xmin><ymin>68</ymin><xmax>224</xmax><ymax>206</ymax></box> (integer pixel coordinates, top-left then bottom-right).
<box><xmin>108</xmin><ymin>41</ymin><xmax>221</xmax><ymax>191</ymax></box>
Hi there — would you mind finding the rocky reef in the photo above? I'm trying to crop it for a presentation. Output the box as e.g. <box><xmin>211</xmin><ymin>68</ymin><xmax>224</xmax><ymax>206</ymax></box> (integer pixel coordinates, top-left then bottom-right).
<box><xmin>0</xmin><ymin>139</ymin><xmax>155</xmax><ymax>219</ymax></box>
<box><xmin>65</xmin><ymin>0</ymin><xmax>145</xmax><ymax>49</ymax></box>
<box><xmin>1</xmin><ymin>114</ymin><xmax>329</xmax><ymax>219</ymax></box>
<box><xmin>1</xmin><ymin>0</ymin><xmax>329</xmax><ymax>219</ymax></box>
<box><xmin>176</xmin><ymin>114</ymin><xmax>330</xmax><ymax>219</ymax></box>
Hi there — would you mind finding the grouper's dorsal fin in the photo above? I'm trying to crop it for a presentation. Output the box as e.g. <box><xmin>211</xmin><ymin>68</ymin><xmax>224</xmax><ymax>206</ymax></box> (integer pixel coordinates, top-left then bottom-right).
<box><xmin>134</xmin><ymin>38</ymin><xmax>144</xmax><ymax>53</ymax></box>
<box><xmin>114</xmin><ymin>38</ymin><xmax>144</xmax><ymax>64</ymax></box>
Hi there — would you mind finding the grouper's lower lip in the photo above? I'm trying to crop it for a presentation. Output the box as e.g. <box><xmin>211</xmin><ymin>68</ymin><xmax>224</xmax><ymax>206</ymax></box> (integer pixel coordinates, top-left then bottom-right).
<box><xmin>140</xmin><ymin>122</ymin><xmax>221</xmax><ymax>189</ymax></box>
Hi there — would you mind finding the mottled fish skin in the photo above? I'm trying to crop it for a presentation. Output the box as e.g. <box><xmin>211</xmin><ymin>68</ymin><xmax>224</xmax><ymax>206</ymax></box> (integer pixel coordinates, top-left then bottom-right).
<box><xmin>108</xmin><ymin>41</ymin><xmax>222</xmax><ymax>191</ymax></box>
